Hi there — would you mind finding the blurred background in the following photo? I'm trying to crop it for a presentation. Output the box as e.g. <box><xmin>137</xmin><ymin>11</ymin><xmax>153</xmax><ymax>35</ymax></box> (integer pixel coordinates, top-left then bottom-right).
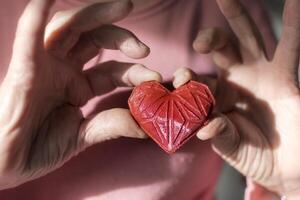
<box><xmin>214</xmin><ymin>1</ymin><xmax>292</xmax><ymax>199</ymax></box>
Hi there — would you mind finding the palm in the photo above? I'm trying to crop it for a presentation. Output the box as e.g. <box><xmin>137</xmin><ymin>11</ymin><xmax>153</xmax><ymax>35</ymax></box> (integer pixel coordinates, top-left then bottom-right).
<box><xmin>16</xmin><ymin>47</ymin><xmax>89</xmax><ymax>176</ymax></box>
<box><xmin>193</xmin><ymin>0</ymin><xmax>300</xmax><ymax>196</ymax></box>
<box><xmin>220</xmin><ymin>61</ymin><xmax>300</xmax><ymax>191</ymax></box>
<box><xmin>0</xmin><ymin>1</ymin><xmax>159</xmax><ymax>189</ymax></box>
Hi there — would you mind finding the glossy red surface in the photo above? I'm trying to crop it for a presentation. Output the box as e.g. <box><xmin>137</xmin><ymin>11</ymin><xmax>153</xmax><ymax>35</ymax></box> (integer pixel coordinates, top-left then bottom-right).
<box><xmin>128</xmin><ymin>81</ymin><xmax>215</xmax><ymax>153</ymax></box>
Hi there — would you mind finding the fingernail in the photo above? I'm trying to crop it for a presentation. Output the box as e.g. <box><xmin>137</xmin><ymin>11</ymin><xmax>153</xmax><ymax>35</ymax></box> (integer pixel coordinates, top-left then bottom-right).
<box><xmin>193</xmin><ymin>34</ymin><xmax>213</xmax><ymax>53</ymax></box>
<box><xmin>173</xmin><ymin>70</ymin><xmax>192</xmax><ymax>88</ymax></box>
<box><xmin>196</xmin><ymin>131</ymin><xmax>205</xmax><ymax>140</ymax></box>
<box><xmin>120</xmin><ymin>38</ymin><xmax>150</xmax><ymax>59</ymax></box>
<box><xmin>138</xmin><ymin>41</ymin><xmax>150</xmax><ymax>56</ymax></box>
<box><xmin>144</xmin><ymin>71</ymin><xmax>163</xmax><ymax>82</ymax></box>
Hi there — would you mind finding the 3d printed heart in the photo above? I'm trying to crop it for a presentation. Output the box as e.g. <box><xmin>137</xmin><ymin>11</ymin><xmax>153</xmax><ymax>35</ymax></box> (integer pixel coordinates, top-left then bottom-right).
<box><xmin>128</xmin><ymin>81</ymin><xmax>215</xmax><ymax>153</ymax></box>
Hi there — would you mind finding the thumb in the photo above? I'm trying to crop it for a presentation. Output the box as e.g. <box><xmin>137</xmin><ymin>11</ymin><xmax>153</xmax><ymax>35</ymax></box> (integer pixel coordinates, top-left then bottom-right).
<box><xmin>196</xmin><ymin>113</ymin><xmax>241</xmax><ymax>161</ymax></box>
<box><xmin>198</xmin><ymin>113</ymin><xmax>276</xmax><ymax>187</ymax></box>
<box><xmin>78</xmin><ymin>108</ymin><xmax>147</xmax><ymax>150</ymax></box>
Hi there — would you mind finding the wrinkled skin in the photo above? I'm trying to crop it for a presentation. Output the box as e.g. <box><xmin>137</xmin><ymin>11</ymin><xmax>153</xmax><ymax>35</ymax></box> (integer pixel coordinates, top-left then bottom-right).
<box><xmin>176</xmin><ymin>0</ymin><xmax>300</xmax><ymax>198</ymax></box>
<box><xmin>0</xmin><ymin>0</ymin><xmax>299</xmax><ymax>199</ymax></box>
<box><xmin>0</xmin><ymin>0</ymin><xmax>164</xmax><ymax>189</ymax></box>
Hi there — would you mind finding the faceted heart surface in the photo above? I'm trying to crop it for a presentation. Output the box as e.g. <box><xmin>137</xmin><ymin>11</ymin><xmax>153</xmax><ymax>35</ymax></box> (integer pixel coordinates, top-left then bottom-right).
<box><xmin>128</xmin><ymin>81</ymin><xmax>215</xmax><ymax>153</ymax></box>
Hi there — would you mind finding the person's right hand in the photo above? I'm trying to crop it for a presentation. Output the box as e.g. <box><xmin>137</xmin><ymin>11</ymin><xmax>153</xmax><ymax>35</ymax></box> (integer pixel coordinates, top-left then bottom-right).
<box><xmin>0</xmin><ymin>0</ymin><xmax>161</xmax><ymax>190</ymax></box>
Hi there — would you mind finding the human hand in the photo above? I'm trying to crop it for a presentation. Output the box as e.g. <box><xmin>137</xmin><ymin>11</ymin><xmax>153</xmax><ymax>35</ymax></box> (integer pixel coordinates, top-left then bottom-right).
<box><xmin>176</xmin><ymin>0</ymin><xmax>300</xmax><ymax>198</ymax></box>
<box><xmin>0</xmin><ymin>0</ymin><xmax>161</xmax><ymax>190</ymax></box>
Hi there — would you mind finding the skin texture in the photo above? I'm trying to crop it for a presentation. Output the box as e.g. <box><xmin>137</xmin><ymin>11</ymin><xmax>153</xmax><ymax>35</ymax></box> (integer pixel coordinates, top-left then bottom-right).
<box><xmin>174</xmin><ymin>0</ymin><xmax>300</xmax><ymax>199</ymax></box>
<box><xmin>123</xmin><ymin>0</ymin><xmax>161</xmax><ymax>10</ymax></box>
<box><xmin>74</xmin><ymin>0</ymin><xmax>160</xmax><ymax>11</ymax></box>
<box><xmin>0</xmin><ymin>0</ymin><xmax>299</xmax><ymax>199</ymax></box>
<box><xmin>0</xmin><ymin>0</ymin><xmax>164</xmax><ymax>189</ymax></box>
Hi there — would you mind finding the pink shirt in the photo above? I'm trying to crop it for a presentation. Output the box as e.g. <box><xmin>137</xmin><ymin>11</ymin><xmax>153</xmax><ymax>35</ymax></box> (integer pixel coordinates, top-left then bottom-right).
<box><xmin>0</xmin><ymin>0</ymin><xmax>276</xmax><ymax>199</ymax></box>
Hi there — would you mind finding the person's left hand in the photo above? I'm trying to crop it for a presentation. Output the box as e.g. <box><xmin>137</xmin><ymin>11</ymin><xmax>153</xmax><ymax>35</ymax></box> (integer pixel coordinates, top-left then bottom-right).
<box><xmin>172</xmin><ymin>0</ymin><xmax>300</xmax><ymax>198</ymax></box>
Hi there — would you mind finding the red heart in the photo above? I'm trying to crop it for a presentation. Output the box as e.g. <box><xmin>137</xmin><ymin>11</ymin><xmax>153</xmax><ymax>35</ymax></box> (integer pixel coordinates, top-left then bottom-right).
<box><xmin>128</xmin><ymin>81</ymin><xmax>215</xmax><ymax>153</ymax></box>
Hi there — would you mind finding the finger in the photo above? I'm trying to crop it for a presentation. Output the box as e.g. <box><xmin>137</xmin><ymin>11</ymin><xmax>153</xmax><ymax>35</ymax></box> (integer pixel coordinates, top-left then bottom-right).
<box><xmin>196</xmin><ymin>112</ymin><xmax>241</xmax><ymax>160</ymax></box>
<box><xmin>69</xmin><ymin>25</ymin><xmax>150</xmax><ymax>65</ymax></box>
<box><xmin>216</xmin><ymin>0</ymin><xmax>266</xmax><ymax>62</ymax></box>
<box><xmin>196</xmin><ymin>113</ymin><xmax>229</xmax><ymax>140</ymax></box>
<box><xmin>65</xmin><ymin>70</ymin><xmax>93</xmax><ymax>107</ymax></box>
<box><xmin>211</xmin><ymin>113</ymin><xmax>274</xmax><ymax>183</ymax></box>
<box><xmin>45</xmin><ymin>0</ymin><xmax>133</xmax><ymax>56</ymax></box>
<box><xmin>193</xmin><ymin>28</ymin><xmax>240</xmax><ymax>69</ymax></box>
<box><xmin>13</xmin><ymin>0</ymin><xmax>54</xmax><ymax>57</ymax></box>
<box><xmin>172</xmin><ymin>68</ymin><xmax>218</xmax><ymax>96</ymax></box>
<box><xmin>172</xmin><ymin>67</ymin><xmax>197</xmax><ymax>88</ymax></box>
<box><xmin>78</xmin><ymin>108</ymin><xmax>147</xmax><ymax>149</ymax></box>
<box><xmin>85</xmin><ymin>61</ymin><xmax>162</xmax><ymax>96</ymax></box>
<box><xmin>193</xmin><ymin>28</ymin><xmax>229</xmax><ymax>53</ymax></box>
<box><xmin>274</xmin><ymin>0</ymin><xmax>300</xmax><ymax>69</ymax></box>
